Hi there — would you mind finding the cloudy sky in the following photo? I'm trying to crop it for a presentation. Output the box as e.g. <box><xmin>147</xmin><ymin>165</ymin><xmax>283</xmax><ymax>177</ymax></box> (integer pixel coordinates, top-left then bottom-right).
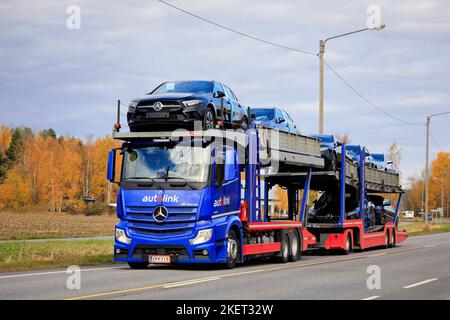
<box><xmin>1</xmin><ymin>0</ymin><xmax>449</xmax><ymax>185</ymax></box>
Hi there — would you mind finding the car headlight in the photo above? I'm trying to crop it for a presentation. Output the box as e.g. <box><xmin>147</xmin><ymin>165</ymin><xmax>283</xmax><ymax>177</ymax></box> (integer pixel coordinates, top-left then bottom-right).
<box><xmin>190</xmin><ymin>228</ymin><xmax>213</xmax><ymax>245</ymax></box>
<box><xmin>115</xmin><ymin>228</ymin><xmax>131</xmax><ymax>244</ymax></box>
<box><xmin>182</xmin><ymin>99</ymin><xmax>202</xmax><ymax>107</ymax></box>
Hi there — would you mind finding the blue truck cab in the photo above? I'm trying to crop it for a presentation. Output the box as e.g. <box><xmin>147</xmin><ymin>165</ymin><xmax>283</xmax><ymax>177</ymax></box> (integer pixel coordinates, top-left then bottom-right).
<box><xmin>107</xmin><ymin>133</ymin><xmax>246</xmax><ymax>268</ymax></box>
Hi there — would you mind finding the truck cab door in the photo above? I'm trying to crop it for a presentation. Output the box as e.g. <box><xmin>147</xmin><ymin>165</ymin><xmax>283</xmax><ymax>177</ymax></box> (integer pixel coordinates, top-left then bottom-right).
<box><xmin>213</xmin><ymin>147</ymin><xmax>240</xmax><ymax>216</ymax></box>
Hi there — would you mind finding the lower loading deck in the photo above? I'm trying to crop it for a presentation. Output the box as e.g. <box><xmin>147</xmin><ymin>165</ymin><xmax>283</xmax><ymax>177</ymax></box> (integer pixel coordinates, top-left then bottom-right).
<box><xmin>241</xmin><ymin>220</ymin><xmax>407</xmax><ymax>257</ymax></box>
<box><xmin>242</xmin><ymin>221</ymin><xmax>317</xmax><ymax>256</ymax></box>
<box><xmin>308</xmin><ymin>220</ymin><xmax>408</xmax><ymax>251</ymax></box>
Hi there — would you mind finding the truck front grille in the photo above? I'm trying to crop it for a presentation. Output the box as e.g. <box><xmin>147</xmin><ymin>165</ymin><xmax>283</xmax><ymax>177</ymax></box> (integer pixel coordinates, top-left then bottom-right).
<box><xmin>126</xmin><ymin>205</ymin><xmax>197</xmax><ymax>238</ymax></box>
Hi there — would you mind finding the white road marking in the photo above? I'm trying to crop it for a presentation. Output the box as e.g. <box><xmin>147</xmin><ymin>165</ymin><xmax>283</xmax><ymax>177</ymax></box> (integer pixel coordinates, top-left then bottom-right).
<box><xmin>163</xmin><ymin>277</ymin><xmax>221</xmax><ymax>289</ymax></box>
<box><xmin>361</xmin><ymin>295</ymin><xmax>380</xmax><ymax>300</ymax></box>
<box><xmin>0</xmin><ymin>266</ymin><xmax>123</xmax><ymax>280</ymax></box>
<box><xmin>422</xmin><ymin>244</ymin><xmax>436</xmax><ymax>248</ymax></box>
<box><xmin>367</xmin><ymin>253</ymin><xmax>386</xmax><ymax>258</ymax></box>
<box><xmin>403</xmin><ymin>278</ymin><xmax>438</xmax><ymax>289</ymax></box>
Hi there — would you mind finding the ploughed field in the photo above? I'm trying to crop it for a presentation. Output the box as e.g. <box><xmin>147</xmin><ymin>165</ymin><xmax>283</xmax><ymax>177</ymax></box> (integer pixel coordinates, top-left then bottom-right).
<box><xmin>0</xmin><ymin>211</ymin><xmax>117</xmax><ymax>240</ymax></box>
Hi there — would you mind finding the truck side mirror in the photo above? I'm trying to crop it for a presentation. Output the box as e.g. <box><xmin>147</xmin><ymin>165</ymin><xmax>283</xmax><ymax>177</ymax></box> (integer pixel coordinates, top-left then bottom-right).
<box><xmin>276</xmin><ymin>118</ymin><xmax>285</xmax><ymax>124</ymax></box>
<box><xmin>107</xmin><ymin>150</ymin><xmax>116</xmax><ymax>182</ymax></box>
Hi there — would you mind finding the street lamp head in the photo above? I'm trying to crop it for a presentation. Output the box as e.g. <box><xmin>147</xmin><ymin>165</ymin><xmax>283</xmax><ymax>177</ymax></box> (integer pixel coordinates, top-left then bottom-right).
<box><xmin>374</xmin><ymin>24</ymin><xmax>386</xmax><ymax>30</ymax></box>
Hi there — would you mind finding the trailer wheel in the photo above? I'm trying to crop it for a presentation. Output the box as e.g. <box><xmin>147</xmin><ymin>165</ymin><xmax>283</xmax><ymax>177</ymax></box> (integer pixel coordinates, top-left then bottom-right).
<box><xmin>289</xmin><ymin>230</ymin><xmax>301</xmax><ymax>262</ymax></box>
<box><xmin>385</xmin><ymin>231</ymin><xmax>390</xmax><ymax>249</ymax></box>
<box><xmin>390</xmin><ymin>230</ymin><xmax>396</xmax><ymax>248</ymax></box>
<box><xmin>342</xmin><ymin>233</ymin><xmax>352</xmax><ymax>255</ymax></box>
<box><xmin>278</xmin><ymin>232</ymin><xmax>290</xmax><ymax>263</ymax></box>
<box><xmin>225</xmin><ymin>229</ymin><xmax>239</xmax><ymax>269</ymax></box>
<box><xmin>128</xmin><ymin>262</ymin><xmax>149</xmax><ymax>269</ymax></box>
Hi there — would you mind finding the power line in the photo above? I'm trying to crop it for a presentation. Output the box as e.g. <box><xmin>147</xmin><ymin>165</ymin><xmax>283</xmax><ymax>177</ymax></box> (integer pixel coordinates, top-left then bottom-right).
<box><xmin>158</xmin><ymin>0</ymin><xmax>317</xmax><ymax>56</ymax></box>
<box><xmin>430</xmin><ymin>129</ymin><xmax>445</xmax><ymax>152</ymax></box>
<box><xmin>324</xmin><ymin>59</ymin><xmax>423</xmax><ymax>127</ymax></box>
<box><xmin>159</xmin><ymin>1</ymin><xmax>424</xmax><ymax>128</ymax></box>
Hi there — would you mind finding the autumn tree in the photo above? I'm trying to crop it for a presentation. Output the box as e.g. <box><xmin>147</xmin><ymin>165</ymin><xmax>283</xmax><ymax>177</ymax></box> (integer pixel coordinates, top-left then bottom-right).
<box><xmin>387</xmin><ymin>142</ymin><xmax>402</xmax><ymax>172</ymax></box>
<box><xmin>0</xmin><ymin>125</ymin><xmax>119</xmax><ymax>213</ymax></box>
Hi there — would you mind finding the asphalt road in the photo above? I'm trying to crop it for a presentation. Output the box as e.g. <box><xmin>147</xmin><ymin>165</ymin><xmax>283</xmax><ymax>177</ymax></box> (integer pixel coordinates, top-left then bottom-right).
<box><xmin>0</xmin><ymin>232</ymin><xmax>449</xmax><ymax>300</ymax></box>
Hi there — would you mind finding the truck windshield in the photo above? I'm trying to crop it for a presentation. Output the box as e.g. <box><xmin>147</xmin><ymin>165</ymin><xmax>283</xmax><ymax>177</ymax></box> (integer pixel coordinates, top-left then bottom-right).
<box><xmin>151</xmin><ymin>81</ymin><xmax>213</xmax><ymax>94</ymax></box>
<box><xmin>122</xmin><ymin>142</ymin><xmax>212</xmax><ymax>184</ymax></box>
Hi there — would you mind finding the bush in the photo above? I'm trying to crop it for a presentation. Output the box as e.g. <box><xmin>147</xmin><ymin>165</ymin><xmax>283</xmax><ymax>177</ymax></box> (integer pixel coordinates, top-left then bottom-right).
<box><xmin>83</xmin><ymin>202</ymin><xmax>107</xmax><ymax>216</ymax></box>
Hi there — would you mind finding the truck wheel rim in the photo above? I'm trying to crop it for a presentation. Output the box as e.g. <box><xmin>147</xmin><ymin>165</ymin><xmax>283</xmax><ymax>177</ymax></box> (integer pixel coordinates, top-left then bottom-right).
<box><xmin>227</xmin><ymin>237</ymin><xmax>237</xmax><ymax>261</ymax></box>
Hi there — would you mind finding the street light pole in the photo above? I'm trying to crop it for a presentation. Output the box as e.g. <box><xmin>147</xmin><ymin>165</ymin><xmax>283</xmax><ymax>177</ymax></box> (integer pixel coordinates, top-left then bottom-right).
<box><xmin>319</xmin><ymin>40</ymin><xmax>325</xmax><ymax>134</ymax></box>
<box><xmin>425</xmin><ymin>116</ymin><xmax>430</xmax><ymax>227</ymax></box>
<box><xmin>318</xmin><ymin>24</ymin><xmax>386</xmax><ymax>134</ymax></box>
<box><xmin>424</xmin><ymin>111</ymin><xmax>450</xmax><ymax>227</ymax></box>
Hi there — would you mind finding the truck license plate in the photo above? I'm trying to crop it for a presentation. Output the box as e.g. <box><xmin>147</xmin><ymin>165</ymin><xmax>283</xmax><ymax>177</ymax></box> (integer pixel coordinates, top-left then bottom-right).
<box><xmin>149</xmin><ymin>255</ymin><xmax>171</xmax><ymax>264</ymax></box>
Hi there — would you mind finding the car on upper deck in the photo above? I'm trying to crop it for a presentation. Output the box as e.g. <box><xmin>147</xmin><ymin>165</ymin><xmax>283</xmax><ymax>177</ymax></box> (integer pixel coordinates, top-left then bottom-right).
<box><xmin>250</xmin><ymin>107</ymin><xmax>300</xmax><ymax>134</ymax></box>
<box><xmin>127</xmin><ymin>80</ymin><xmax>248</xmax><ymax>131</ymax></box>
<box><xmin>310</xmin><ymin>134</ymin><xmax>342</xmax><ymax>171</ymax></box>
<box><xmin>346</xmin><ymin>145</ymin><xmax>378</xmax><ymax>168</ymax></box>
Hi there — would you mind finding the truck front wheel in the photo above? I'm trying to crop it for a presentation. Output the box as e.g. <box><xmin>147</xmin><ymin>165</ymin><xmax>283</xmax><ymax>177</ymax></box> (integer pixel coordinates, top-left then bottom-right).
<box><xmin>225</xmin><ymin>229</ymin><xmax>239</xmax><ymax>269</ymax></box>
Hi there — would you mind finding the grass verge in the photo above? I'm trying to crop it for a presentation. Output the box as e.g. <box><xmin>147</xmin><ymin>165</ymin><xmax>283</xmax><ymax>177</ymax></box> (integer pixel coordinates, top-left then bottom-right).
<box><xmin>402</xmin><ymin>221</ymin><xmax>450</xmax><ymax>236</ymax></box>
<box><xmin>0</xmin><ymin>239</ymin><xmax>114</xmax><ymax>272</ymax></box>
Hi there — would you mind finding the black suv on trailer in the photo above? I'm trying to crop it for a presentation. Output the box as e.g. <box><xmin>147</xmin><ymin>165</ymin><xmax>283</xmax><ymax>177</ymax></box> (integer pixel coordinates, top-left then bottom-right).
<box><xmin>127</xmin><ymin>80</ymin><xmax>248</xmax><ymax>131</ymax></box>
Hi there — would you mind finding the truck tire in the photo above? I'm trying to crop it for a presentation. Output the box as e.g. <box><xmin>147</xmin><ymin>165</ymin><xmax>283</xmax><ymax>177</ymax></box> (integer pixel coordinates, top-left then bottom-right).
<box><xmin>342</xmin><ymin>233</ymin><xmax>352</xmax><ymax>255</ymax></box>
<box><xmin>289</xmin><ymin>230</ymin><xmax>301</xmax><ymax>262</ymax></box>
<box><xmin>278</xmin><ymin>232</ymin><xmax>290</xmax><ymax>263</ymax></box>
<box><xmin>203</xmin><ymin>108</ymin><xmax>215</xmax><ymax>130</ymax></box>
<box><xmin>128</xmin><ymin>262</ymin><xmax>149</xmax><ymax>269</ymax></box>
<box><xmin>225</xmin><ymin>229</ymin><xmax>239</xmax><ymax>269</ymax></box>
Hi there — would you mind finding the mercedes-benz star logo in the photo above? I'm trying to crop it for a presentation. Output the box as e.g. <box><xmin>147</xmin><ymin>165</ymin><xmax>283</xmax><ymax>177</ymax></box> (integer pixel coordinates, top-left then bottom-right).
<box><xmin>153</xmin><ymin>101</ymin><xmax>163</xmax><ymax>112</ymax></box>
<box><xmin>153</xmin><ymin>206</ymin><xmax>168</xmax><ymax>222</ymax></box>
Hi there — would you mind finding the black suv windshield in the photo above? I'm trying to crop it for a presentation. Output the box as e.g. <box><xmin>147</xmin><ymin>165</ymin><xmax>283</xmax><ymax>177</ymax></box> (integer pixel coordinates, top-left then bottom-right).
<box><xmin>152</xmin><ymin>81</ymin><xmax>213</xmax><ymax>94</ymax></box>
<box><xmin>122</xmin><ymin>142</ymin><xmax>212</xmax><ymax>184</ymax></box>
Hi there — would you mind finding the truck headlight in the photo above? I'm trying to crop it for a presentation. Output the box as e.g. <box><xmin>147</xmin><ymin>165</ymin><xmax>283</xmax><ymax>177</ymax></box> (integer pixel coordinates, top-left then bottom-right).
<box><xmin>182</xmin><ymin>99</ymin><xmax>202</xmax><ymax>107</ymax></box>
<box><xmin>115</xmin><ymin>228</ymin><xmax>131</xmax><ymax>244</ymax></box>
<box><xmin>190</xmin><ymin>228</ymin><xmax>213</xmax><ymax>245</ymax></box>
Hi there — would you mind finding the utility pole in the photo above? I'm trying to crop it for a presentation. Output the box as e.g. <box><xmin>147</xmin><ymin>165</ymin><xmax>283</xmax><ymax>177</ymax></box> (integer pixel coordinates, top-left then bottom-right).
<box><xmin>318</xmin><ymin>24</ymin><xmax>385</xmax><ymax>134</ymax></box>
<box><xmin>424</xmin><ymin>111</ymin><xmax>450</xmax><ymax>227</ymax></box>
<box><xmin>425</xmin><ymin>116</ymin><xmax>430</xmax><ymax>227</ymax></box>
<box><xmin>319</xmin><ymin>40</ymin><xmax>325</xmax><ymax>134</ymax></box>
